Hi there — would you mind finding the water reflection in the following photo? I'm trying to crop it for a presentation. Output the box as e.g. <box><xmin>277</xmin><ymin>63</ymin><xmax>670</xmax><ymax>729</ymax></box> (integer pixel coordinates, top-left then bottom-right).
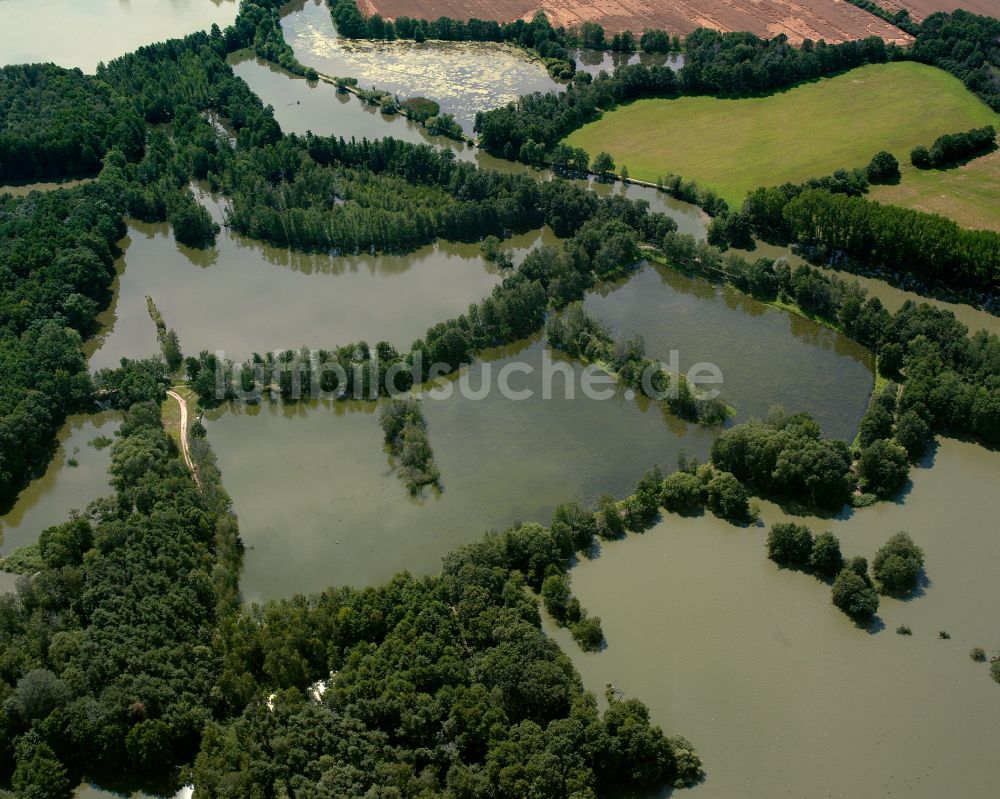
<box><xmin>208</xmin><ymin>335</ymin><xmax>716</xmax><ymax>601</ymax></box>
<box><xmin>569</xmin><ymin>47</ymin><xmax>684</xmax><ymax>79</ymax></box>
<box><xmin>0</xmin><ymin>412</ymin><xmax>120</xmax><ymax>556</ymax></box>
<box><xmin>85</xmin><ymin>215</ymin><xmax>515</xmax><ymax>369</ymax></box>
<box><xmin>584</xmin><ymin>261</ymin><xmax>875</xmax><ymax>440</ymax></box>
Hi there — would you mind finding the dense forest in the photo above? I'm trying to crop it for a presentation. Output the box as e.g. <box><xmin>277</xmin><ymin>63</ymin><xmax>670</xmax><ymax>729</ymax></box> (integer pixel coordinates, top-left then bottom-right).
<box><xmin>0</xmin><ymin>64</ymin><xmax>144</xmax><ymax>182</ymax></box>
<box><xmin>0</xmin><ymin>177</ymin><xmax>126</xmax><ymax>506</ymax></box>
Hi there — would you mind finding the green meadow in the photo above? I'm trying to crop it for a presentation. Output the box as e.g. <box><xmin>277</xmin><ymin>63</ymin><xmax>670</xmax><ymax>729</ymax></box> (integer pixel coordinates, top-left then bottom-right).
<box><xmin>565</xmin><ymin>62</ymin><xmax>1000</xmax><ymax>208</ymax></box>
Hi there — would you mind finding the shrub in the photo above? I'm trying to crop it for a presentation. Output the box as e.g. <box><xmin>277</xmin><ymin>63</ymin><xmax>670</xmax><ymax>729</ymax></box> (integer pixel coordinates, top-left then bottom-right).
<box><xmin>866</xmin><ymin>150</ymin><xmax>899</xmax><ymax>183</ymax></box>
<box><xmin>896</xmin><ymin>625</ymin><xmax>912</xmax><ymax>635</ymax></box>
<box><xmin>970</xmin><ymin>647</ymin><xmax>986</xmax><ymax>662</ymax></box>
<box><xmin>872</xmin><ymin>532</ymin><xmax>924</xmax><ymax>595</ymax></box>
<box><xmin>571</xmin><ymin>616</ymin><xmax>605</xmax><ymax>651</ymax></box>
<box><xmin>766</xmin><ymin>522</ymin><xmax>813</xmax><ymax>566</ymax></box>
<box><xmin>831</xmin><ymin>568</ymin><xmax>879</xmax><ymax>620</ymax></box>
<box><xmin>660</xmin><ymin>471</ymin><xmax>702</xmax><ymax>514</ymax></box>
<box><xmin>809</xmin><ymin>531</ymin><xmax>844</xmax><ymax>577</ymax></box>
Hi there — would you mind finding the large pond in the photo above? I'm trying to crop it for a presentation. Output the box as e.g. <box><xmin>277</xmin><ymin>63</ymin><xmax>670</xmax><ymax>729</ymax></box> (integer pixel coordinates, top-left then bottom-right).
<box><xmin>86</xmin><ymin>207</ymin><xmax>513</xmax><ymax>370</ymax></box>
<box><xmin>209</xmin><ymin>259</ymin><xmax>875</xmax><ymax>602</ymax></box>
<box><xmin>0</xmin><ymin>0</ymin><xmax>238</xmax><ymax>72</ymax></box>
<box><xmin>0</xmin><ymin>412</ymin><xmax>119</xmax><ymax>557</ymax></box>
<box><xmin>207</xmin><ymin>335</ymin><xmax>717</xmax><ymax>602</ymax></box>
<box><xmin>279</xmin><ymin>0</ymin><xmax>561</xmax><ymax>132</ymax></box>
<box><xmin>585</xmin><ymin>262</ymin><xmax>875</xmax><ymax>440</ymax></box>
<box><xmin>549</xmin><ymin>436</ymin><xmax>1000</xmax><ymax>798</ymax></box>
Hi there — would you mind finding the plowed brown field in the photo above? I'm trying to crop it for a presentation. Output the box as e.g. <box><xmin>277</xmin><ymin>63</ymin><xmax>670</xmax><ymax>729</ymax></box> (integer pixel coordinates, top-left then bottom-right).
<box><xmin>876</xmin><ymin>1</ymin><xmax>997</xmax><ymax>22</ymax></box>
<box><xmin>358</xmin><ymin>0</ymin><xmax>913</xmax><ymax>44</ymax></box>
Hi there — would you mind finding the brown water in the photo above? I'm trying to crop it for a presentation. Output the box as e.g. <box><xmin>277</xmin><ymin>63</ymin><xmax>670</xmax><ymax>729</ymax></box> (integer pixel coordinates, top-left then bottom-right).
<box><xmin>85</xmin><ymin>216</ymin><xmax>512</xmax><ymax>370</ymax></box>
<box><xmin>209</xmin><ymin>260</ymin><xmax>876</xmax><ymax>602</ymax></box>
<box><xmin>0</xmin><ymin>0</ymin><xmax>237</xmax><ymax>72</ymax></box>
<box><xmin>0</xmin><ymin>412</ymin><xmax>120</xmax><ymax>556</ymax></box>
<box><xmin>228</xmin><ymin>55</ymin><xmax>710</xmax><ymax>238</ymax></box>
<box><xmin>550</xmin><ymin>436</ymin><xmax>1000</xmax><ymax>798</ymax></box>
<box><xmin>280</xmin><ymin>0</ymin><xmax>561</xmax><ymax>132</ymax></box>
<box><xmin>208</xmin><ymin>336</ymin><xmax>721</xmax><ymax>602</ymax></box>
<box><xmin>585</xmin><ymin>261</ymin><xmax>875</xmax><ymax>440</ymax></box>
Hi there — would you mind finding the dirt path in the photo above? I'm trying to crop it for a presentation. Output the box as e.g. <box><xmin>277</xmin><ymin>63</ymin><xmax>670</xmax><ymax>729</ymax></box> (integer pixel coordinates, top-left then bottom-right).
<box><xmin>167</xmin><ymin>388</ymin><xmax>201</xmax><ymax>488</ymax></box>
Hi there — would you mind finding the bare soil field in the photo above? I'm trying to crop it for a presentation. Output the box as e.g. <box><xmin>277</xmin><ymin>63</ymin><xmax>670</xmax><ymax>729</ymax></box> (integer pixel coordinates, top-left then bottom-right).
<box><xmin>358</xmin><ymin>0</ymin><xmax>913</xmax><ymax>43</ymax></box>
<box><xmin>876</xmin><ymin>1</ymin><xmax>997</xmax><ymax>22</ymax></box>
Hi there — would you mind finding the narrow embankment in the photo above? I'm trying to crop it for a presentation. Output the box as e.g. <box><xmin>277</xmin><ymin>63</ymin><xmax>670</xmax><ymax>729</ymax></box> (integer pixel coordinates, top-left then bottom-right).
<box><xmin>167</xmin><ymin>388</ymin><xmax>200</xmax><ymax>488</ymax></box>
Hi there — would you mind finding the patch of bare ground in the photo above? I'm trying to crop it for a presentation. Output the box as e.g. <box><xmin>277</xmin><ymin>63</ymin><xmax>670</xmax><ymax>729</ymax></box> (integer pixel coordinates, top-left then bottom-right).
<box><xmin>358</xmin><ymin>0</ymin><xmax>913</xmax><ymax>44</ymax></box>
<box><xmin>876</xmin><ymin>1</ymin><xmax>998</xmax><ymax>22</ymax></box>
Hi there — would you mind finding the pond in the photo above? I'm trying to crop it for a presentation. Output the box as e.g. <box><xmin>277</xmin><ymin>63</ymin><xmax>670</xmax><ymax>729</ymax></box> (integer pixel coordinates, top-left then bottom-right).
<box><xmin>86</xmin><ymin>205</ymin><xmax>516</xmax><ymax>370</ymax></box>
<box><xmin>584</xmin><ymin>261</ymin><xmax>875</xmax><ymax>441</ymax></box>
<box><xmin>0</xmin><ymin>0</ymin><xmax>237</xmax><ymax>72</ymax></box>
<box><xmin>0</xmin><ymin>412</ymin><xmax>120</xmax><ymax>558</ymax></box>
<box><xmin>210</xmin><ymin>256</ymin><xmax>875</xmax><ymax>602</ymax></box>
<box><xmin>208</xmin><ymin>334</ymin><xmax>720</xmax><ymax>602</ymax></box>
<box><xmin>549</xmin><ymin>435</ymin><xmax>1000</xmax><ymax>799</ymax></box>
<box><xmin>279</xmin><ymin>0</ymin><xmax>561</xmax><ymax>132</ymax></box>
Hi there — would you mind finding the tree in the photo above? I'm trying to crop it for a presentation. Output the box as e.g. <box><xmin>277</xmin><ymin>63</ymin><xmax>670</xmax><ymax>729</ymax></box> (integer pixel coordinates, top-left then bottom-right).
<box><xmin>866</xmin><ymin>150</ymin><xmax>899</xmax><ymax>183</ymax></box>
<box><xmin>660</xmin><ymin>471</ymin><xmax>702</xmax><ymax>514</ymax></box>
<box><xmin>894</xmin><ymin>409</ymin><xmax>931</xmax><ymax>458</ymax></box>
<box><xmin>703</xmin><ymin>470</ymin><xmax>750</xmax><ymax>522</ymax></box>
<box><xmin>162</xmin><ymin>328</ymin><xmax>183</xmax><ymax>371</ymax></box>
<box><xmin>809</xmin><ymin>532</ymin><xmax>844</xmax><ymax>577</ymax></box>
<box><xmin>766</xmin><ymin>522</ymin><xmax>813</xmax><ymax>566</ymax></box>
<box><xmin>12</xmin><ymin>735</ymin><xmax>71</xmax><ymax>799</ymax></box>
<box><xmin>593</xmin><ymin>151</ymin><xmax>615</xmax><ymax>179</ymax></box>
<box><xmin>871</xmin><ymin>532</ymin><xmax>924</xmax><ymax>595</ymax></box>
<box><xmin>571</xmin><ymin>616</ymin><xmax>604</xmax><ymax>651</ymax></box>
<box><xmin>831</xmin><ymin>568</ymin><xmax>879</xmax><ymax>621</ymax></box>
<box><xmin>858</xmin><ymin>439</ymin><xmax>910</xmax><ymax>497</ymax></box>
<box><xmin>910</xmin><ymin>145</ymin><xmax>931</xmax><ymax>168</ymax></box>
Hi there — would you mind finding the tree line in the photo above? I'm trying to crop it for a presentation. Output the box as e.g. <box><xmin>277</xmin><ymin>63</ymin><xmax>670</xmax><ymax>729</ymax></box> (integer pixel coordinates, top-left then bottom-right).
<box><xmin>474</xmin><ymin>25</ymin><xmax>898</xmax><ymax>161</ymax></box>
<box><xmin>910</xmin><ymin>124</ymin><xmax>996</xmax><ymax>169</ymax></box>
<box><xmin>546</xmin><ymin>302</ymin><xmax>730</xmax><ymax>424</ymax></box>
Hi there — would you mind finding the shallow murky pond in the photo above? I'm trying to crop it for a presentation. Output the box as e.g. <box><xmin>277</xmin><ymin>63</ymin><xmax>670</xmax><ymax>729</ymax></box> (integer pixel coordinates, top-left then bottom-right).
<box><xmin>585</xmin><ymin>261</ymin><xmax>875</xmax><ymax>440</ymax></box>
<box><xmin>211</xmin><ymin>256</ymin><xmax>876</xmax><ymax>601</ymax></box>
<box><xmin>86</xmin><ymin>214</ymin><xmax>515</xmax><ymax>370</ymax></box>
<box><xmin>280</xmin><ymin>0</ymin><xmax>561</xmax><ymax>132</ymax></box>
<box><xmin>0</xmin><ymin>0</ymin><xmax>237</xmax><ymax>72</ymax></box>
<box><xmin>0</xmin><ymin>412</ymin><xmax>120</xmax><ymax>557</ymax></box>
<box><xmin>209</xmin><ymin>335</ymin><xmax>720</xmax><ymax>602</ymax></box>
<box><xmin>549</xmin><ymin>436</ymin><xmax>1000</xmax><ymax>798</ymax></box>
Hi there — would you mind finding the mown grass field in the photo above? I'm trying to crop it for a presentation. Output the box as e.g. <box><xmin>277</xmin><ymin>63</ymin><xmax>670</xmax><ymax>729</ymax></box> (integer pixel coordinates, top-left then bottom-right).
<box><xmin>564</xmin><ymin>62</ymin><xmax>1000</xmax><ymax>208</ymax></box>
<box><xmin>868</xmin><ymin>149</ymin><xmax>1000</xmax><ymax>232</ymax></box>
